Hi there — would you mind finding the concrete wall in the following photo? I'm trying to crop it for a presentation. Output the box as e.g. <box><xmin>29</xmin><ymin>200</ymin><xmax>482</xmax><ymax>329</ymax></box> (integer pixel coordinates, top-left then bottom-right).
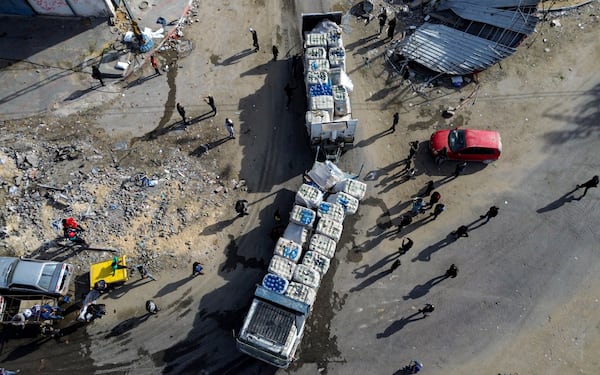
<box><xmin>0</xmin><ymin>0</ymin><xmax>115</xmax><ymax>17</ymax></box>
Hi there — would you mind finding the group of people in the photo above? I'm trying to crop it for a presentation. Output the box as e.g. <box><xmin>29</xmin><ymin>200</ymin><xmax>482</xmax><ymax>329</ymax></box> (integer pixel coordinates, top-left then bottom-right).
<box><xmin>175</xmin><ymin>96</ymin><xmax>217</xmax><ymax>125</ymax></box>
<box><xmin>11</xmin><ymin>303</ymin><xmax>65</xmax><ymax>328</ymax></box>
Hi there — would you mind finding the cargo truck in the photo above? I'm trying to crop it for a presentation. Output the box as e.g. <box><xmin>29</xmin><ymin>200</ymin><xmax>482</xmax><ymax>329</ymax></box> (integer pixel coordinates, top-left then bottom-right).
<box><xmin>301</xmin><ymin>12</ymin><xmax>358</xmax><ymax>162</ymax></box>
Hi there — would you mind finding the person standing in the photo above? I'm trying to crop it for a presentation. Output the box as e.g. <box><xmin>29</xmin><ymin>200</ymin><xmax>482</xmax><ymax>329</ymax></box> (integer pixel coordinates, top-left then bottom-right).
<box><xmin>146</xmin><ymin>300</ymin><xmax>160</xmax><ymax>314</ymax></box>
<box><xmin>576</xmin><ymin>175</ymin><xmax>599</xmax><ymax>197</ymax></box>
<box><xmin>445</xmin><ymin>264</ymin><xmax>458</xmax><ymax>278</ymax></box>
<box><xmin>390</xmin><ymin>112</ymin><xmax>399</xmax><ymax>133</ymax></box>
<box><xmin>249</xmin><ymin>28</ymin><xmax>259</xmax><ymax>51</ymax></box>
<box><xmin>418</xmin><ymin>303</ymin><xmax>435</xmax><ymax>317</ymax></box>
<box><xmin>192</xmin><ymin>261</ymin><xmax>204</xmax><ymax>276</ymax></box>
<box><xmin>91</xmin><ymin>65</ymin><xmax>104</xmax><ymax>86</ymax></box>
<box><xmin>454</xmin><ymin>162</ymin><xmax>467</xmax><ymax>178</ymax></box>
<box><xmin>390</xmin><ymin>259</ymin><xmax>401</xmax><ymax>272</ymax></box>
<box><xmin>452</xmin><ymin>225</ymin><xmax>469</xmax><ymax>238</ymax></box>
<box><xmin>480</xmin><ymin>205</ymin><xmax>499</xmax><ymax>223</ymax></box>
<box><xmin>412</xmin><ymin>197</ymin><xmax>426</xmax><ymax>215</ymax></box>
<box><xmin>235</xmin><ymin>199</ymin><xmax>248</xmax><ymax>216</ymax></box>
<box><xmin>430</xmin><ymin>203</ymin><xmax>446</xmax><ymax>220</ymax></box>
<box><xmin>399</xmin><ymin>237</ymin><xmax>413</xmax><ymax>255</ymax></box>
<box><xmin>176</xmin><ymin>103</ymin><xmax>189</xmax><ymax>125</ymax></box>
<box><xmin>225</xmin><ymin>118</ymin><xmax>235</xmax><ymax>139</ymax></box>
<box><xmin>150</xmin><ymin>55</ymin><xmax>161</xmax><ymax>75</ymax></box>
<box><xmin>397</xmin><ymin>214</ymin><xmax>412</xmax><ymax>232</ymax></box>
<box><xmin>386</xmin><ymin>16</ymin><xmax>397</xmax><ymax>41</ymax></box>
<box><xmin>204</xmin><ymin>95</ymin><xmax>217</xmax><ymax>114</ymax></box>
<box><xmin>272</xmin><ymin>45</ymin><xmax>279</xmax><ymax>61</ymax></box>
<box><xmin>429</xmin><ymin>191</ymin><xmax>441</xmax><ymax>207</ymax></box>
<box><xmin>284</xmin><ymin>83</ymin><xmax>294</xmax><ymax>107</ymax></box>
<box><xmin>377</xmin><ymin>8</ymin><xmax>387</xmax><ymax>35</ymax></box>
<box><xmin>408</xmin><ymin>140</ymin><xmax>419</xmax><ymax>159</ymax></box>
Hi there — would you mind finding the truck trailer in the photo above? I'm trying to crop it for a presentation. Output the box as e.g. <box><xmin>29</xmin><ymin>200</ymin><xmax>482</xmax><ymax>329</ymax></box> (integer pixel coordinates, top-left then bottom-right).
<box><xmin>301</xmin><ymin>12</ymin><xmax>358</xmax><ymax>162</ymax></box>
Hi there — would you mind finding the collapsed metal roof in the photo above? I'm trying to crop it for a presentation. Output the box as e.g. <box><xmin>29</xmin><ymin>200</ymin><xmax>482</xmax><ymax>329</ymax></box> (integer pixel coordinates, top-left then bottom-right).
<box><xmin>395</xmin><ymin>0</ymin><xmax>541</xmax><ymax>75</ymax></box>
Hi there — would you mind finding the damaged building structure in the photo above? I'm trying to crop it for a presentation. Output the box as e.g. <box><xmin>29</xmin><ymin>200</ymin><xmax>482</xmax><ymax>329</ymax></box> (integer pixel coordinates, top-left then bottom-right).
<box><xmin>392</xmin><ymin>0</ymin><xmax>542</xmax><ymax>76</ymax></box>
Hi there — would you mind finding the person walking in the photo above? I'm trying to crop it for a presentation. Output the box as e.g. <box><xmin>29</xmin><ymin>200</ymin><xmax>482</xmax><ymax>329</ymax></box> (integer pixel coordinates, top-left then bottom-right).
<box><xmin>430</xmin><ymin>203</ymin><xmax>446</xmax><ymax>220</ymax></box>
<box><xmin>445</xmin><ymin>264</ymin><xmax>458</xmax><ymax>278</ymax></box>
<box><xmin>418</xmin><ymin>303</ymin><xmax>435</xmax><ymax>317</ymax></box>
<box><xmin>428</xmin><ymin>191</ymin><xmax>441</xmax><ymax>207</ymax></box>
<box><xmin>135</xmin><ymin>264</ymin><xmax>156</xmax><ymax>281</ymax></box>
<box><xmin>273</xmin><ymin>209</ymin><xmax>282</xmax><ymax>223</ymax></box>
<box><xmin>192</xmin><ymin>261</ymin><xmax>204</xmax><ymax>276</ymax></box>
<box><xmin>576</xmin><ymin>175</ymin><xmax>599</xmax><ymax>197</ymax></box>
<box><xmin>386</xmin><ymin>16</ymin><xmax>397</xmax><ymax>41</ymax></box>
<box><xmin>480</xmin><ymin>205</ymin><xmax>499</xmax><ymax>223</ymax></box>
<box><xmin>397</xmin><ymin>214</ymin><xmax>412</xmax><ymax>232</ymax></box>
<box><xmin>452</xmin><ymin>225</ymin><xmax>469</xmax><ymax>238</ymax></box>
<box><xmin>204</xmin><ymin>95</ymin><xmax>216</xmax><ymax>114</ymax></box>
<box><xmin>145</xmin><ymin>300</ymin><xmax>160</xmax><ymax>314</ymax></box>
<box><xmin>91</xmin><ymin>65</ymin><xmax>104</xmax><ymax>86</ymax></box>
<box><xmin>454</xmin><ymin>162</ymin><xmax>467</xmax><ymax>178</ymax></box>
<box><xmin>377</xmin><ymin>8</ymin><xmax>387</xmax><ymax>35</ymax></box>
<box><xmin>390</xmin><ymin>112</ymin><xmax>399</xmax><ymax>133</ymax></box>
<box><xmin>399</xmin><ymin>237</ymin><xmax>413</xmax><ymax>255</ymax></box>
<box><xmin>272</xmin><ymin>45</ymin><xmax>279</xmax><ymax>61</ymax></box>
<box><xmin>249</xmin><ymin>28</ymin><xmax>259</xmax><ymax>51</ymax></box>
<box><xmin>176</xmin><ymin>103</ymin><xmax>189</xmax><ymax>125</ymax></box>
<box><xmin>225</xmin><ymin>118</ymin><xmax>235</xmax><ymax>139</ymax></box>
<box><xmin>235</xmin><ymin>199</ymin><xmax>248</xmax><ymax>216</ymax></box>
<box><xmin>408</xmin><ymin>140</ymin><xmax>419</xmax><ymax>159</ymax></box>
<box><xmin>150</xmin><ymin>55</ymin><xmax>161</xmax><ymax>75</ymax></box>
<box><xmin>390</xmin><ymin>259</ymin><xmax>401</xmax><ymax>272</ymax></box>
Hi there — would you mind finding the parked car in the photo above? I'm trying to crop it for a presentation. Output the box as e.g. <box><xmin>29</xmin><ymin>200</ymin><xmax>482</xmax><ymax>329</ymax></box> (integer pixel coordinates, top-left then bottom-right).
<box><xmin>429</xmin><ymin>128</ymin><xmax>502</xmax><ymax>163</ymax></box>
<box><xmin>0</xmin><ymin>257</ymin><xmax>74</xmax><ymax>297</ymax></box>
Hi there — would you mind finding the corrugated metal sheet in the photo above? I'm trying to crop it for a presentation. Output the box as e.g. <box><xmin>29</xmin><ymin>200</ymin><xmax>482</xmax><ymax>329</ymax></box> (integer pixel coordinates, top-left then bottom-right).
<box><xmin>438</xmin><ymin>1</ymin><xmax>539</xmax><ymax>34</ymax></box>
<box><xmin>395</xmin><ymin>0</ymin><xmax>540</xmax><ymax>74</ymax></box>
<box><xmin>441</xmin><ymin>0</ymin><xmax>540</xmax><ymax>7</ymax></box>
<box><xmin>399</xmin><ymin>24</ymin><xmax>515</xmax><ymax>75</ymax></box>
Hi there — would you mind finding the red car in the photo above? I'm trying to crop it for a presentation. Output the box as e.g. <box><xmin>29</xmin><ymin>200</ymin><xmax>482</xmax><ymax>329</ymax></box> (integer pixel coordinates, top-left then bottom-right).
<box><xmin>429</xmin><ymin>128</ymin><xmax>502</xmax><ymax>164</ymax></box>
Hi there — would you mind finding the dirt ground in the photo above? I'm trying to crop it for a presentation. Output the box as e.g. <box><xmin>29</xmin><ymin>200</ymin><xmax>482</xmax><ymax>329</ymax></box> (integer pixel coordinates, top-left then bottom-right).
<box><xmin>0</xmin><ymin>0</ymin><xmax>599</xmax><ymax>374</ymax></box>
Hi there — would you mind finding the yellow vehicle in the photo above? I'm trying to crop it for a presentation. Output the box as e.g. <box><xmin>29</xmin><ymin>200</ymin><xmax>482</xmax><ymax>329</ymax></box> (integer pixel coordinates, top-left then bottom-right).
<box><xmin>89</xmin><ymin>256</ymin><xmax>128</xmax><ymax>290</ymax></box>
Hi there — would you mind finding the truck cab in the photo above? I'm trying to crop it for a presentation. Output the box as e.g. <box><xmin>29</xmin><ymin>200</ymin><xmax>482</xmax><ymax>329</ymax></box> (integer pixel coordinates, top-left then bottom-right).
<box><xmin>236</xmin><ymin>285</ymin><xmax>310</xmax><ymax>368</ymax></box>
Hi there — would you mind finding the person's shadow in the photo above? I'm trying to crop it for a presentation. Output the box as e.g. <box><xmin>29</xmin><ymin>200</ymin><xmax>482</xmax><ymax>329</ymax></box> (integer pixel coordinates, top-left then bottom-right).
<box><xmin>402</xmin><ymin>274</ymin><xmax>448</xmax><ymax>300</ymax></box>
<box><xmin>536</xmin><ymin>187</ymin><xmax>579</xmax><ymax>213</ymax></box>
<box><xmin>349</xmin><ymin>269</ymin><xmax>392</xmax><ymax>292</ymax></box>
<box><xmin>376</xmin><ymin>311</ymin><xmax>426</xmax><ymax>338</ymax></box>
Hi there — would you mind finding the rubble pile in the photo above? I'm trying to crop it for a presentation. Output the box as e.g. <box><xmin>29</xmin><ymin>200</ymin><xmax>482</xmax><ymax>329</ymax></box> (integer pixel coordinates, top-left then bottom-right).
<box><xmin>0</xmin><ymin>122</ymin><xmax>241</xmax><ymax>274</ymax></box>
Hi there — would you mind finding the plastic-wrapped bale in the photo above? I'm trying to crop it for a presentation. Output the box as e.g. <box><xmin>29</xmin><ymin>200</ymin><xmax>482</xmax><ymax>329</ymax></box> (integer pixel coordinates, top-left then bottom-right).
<box><xmin>309</xmin><ymin>83</ymin><xmax>333</xmax><ymax>97</ymax></box>
<box><xmin>306</xmin><ymin>160</ymin><xmax>346</xmax><ymax>191</ymax></box>
<box><xmin>326</xmin><ymin>30</ymin><xmax>343</xmax><ymax>48</ymax></box>
<box><xmin>307</xmin><ymin>59</ymin><xmax>330</xmax><ymax>73</ymax></box>
<box><xmin>290</xmin><ymin>205</ymin><xmax>316</xmax><ymax>227</ymax></box>
<box><xmin>317</xmin><ymin>201</ymin><xmax>345</xmax><ymax>223</ymax></box>
<box><xmin>309</xmin><ymin>95</ymin><xmax>334</xmax><ymax>115</ymax></box>
<box><xmin>262</xmin><ymin>273</ymin><xmax>289</xmax><ymax>294</ymax></box>
<box><xmin>268</xmin><ymin>255</ymin><xmax>296</xmax><ymax>280</ymax></box>
<box><xmin>333</xmin><ymin>178</ymin><xmax>367</xmax><ymax>200</ymax></box>
<box><xmin>274</xmin><ymin>238</ymin><xmax>302</xmax><ymax>263</ymax></box>
<box><xmin>333</xmin><ymin>85</ymin><xmax>351</xmax><ymax>117</ymax></box>
<box><xmin>283</xmin><ymin>223</ymin><xmax>310</xmax><ymax>247</ymax></box>
<box><xmin>302</xmin><ymin>250</ymin><xmax>330</xmax><ymax>276</ymax></box>
<box><xmin>327</xmin><ymin>192</ymin><xmax>359</xmax><ymax>215</ymax></box>
<box><xmin>316</xmin><ymin>217</ymin><xmax>344</xmax><ymax>242</ymax></box>
<box><xmin>293</xmin><ymin>263</ymin><xmax>321</xmax><ymax>289</ymax></box>
<box><xmin>329</xmin><ymin>67</ymin><xmax>342</xmax><ymax>86</ymax></box>
<box><xmin>328</xmin><ymin>47</ymin><xmax>346</xmax><ymax>70</ymax></box>
<box><xmin>295</xmin><ymin>183</ymin><xmax>324</xmax><ymax>208</ymax></box>
<box><xmin>285</xmin><ymin>281</ymin><xmax>317</xmax><ymax>306</ymax></box>
<box><xmin>305</xmin><ymin>47</ymin><xmax>327</xmax><ymax>60</ymax></box>
<box><xmin>306</xmin><ymin>70</ymin><xmax>328</xmax><ymax>86</ymax></box>
<box><xmin>309</xmin><ymin>233</ymin><xmax>337</xmax><ymax>258</ymax></box>
<box><xmin>305</xmin><ymin>32</ymin><xmax>327</xmax><ymax>47</ymax></box>
<box><xmin>306</xmin><ymin>110</ymin><xmax>331</xmax><ymax>125</ymax></box>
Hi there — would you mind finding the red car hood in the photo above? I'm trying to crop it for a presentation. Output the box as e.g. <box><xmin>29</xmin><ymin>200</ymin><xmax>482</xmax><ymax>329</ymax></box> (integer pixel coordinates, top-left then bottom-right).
<box><xmin>430</xmin><ymin>130</ymin><xmax>450</xmax><ymax>153</ymax></box>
